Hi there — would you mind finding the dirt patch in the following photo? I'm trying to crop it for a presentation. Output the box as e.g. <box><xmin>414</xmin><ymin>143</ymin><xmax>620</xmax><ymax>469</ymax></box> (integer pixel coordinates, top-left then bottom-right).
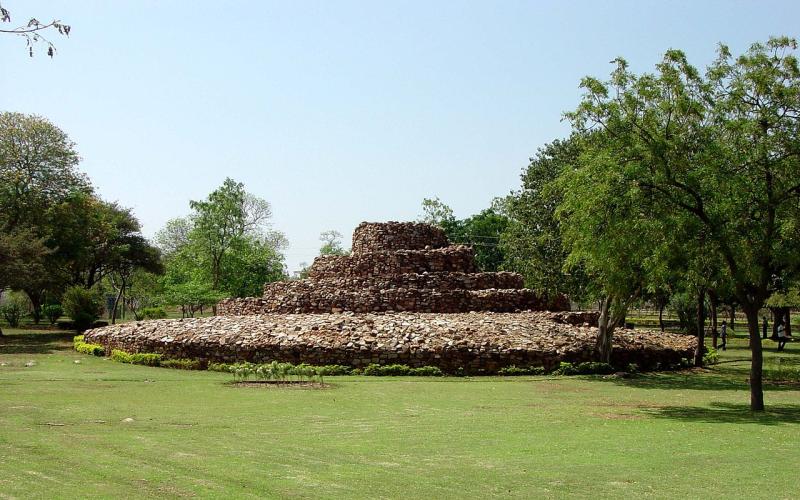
<box><xmin>227</xmin><ymin>381</ymin><xmax>330</xmax><ymax>389</ymax></box>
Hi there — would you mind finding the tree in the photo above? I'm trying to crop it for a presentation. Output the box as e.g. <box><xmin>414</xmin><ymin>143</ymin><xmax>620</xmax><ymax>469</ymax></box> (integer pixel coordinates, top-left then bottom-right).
<box><xmin>418</xmin><ymin>198</ymin><xmax>509</xmax><ymax>272</ymax></box>
<box><xmin>500</xmin><ymin>137</ymin><xmax>588</xmax><ymax>301</ymax></box>
<box><xmin>108</xmin><ymin>235</ymin><xmax>163</xmax><ymax>324</ymax></box>
<box><xmin>419</xmin><ymin>197</ymin><xmax>457</xmax><ymax>229</ymax></box>
<box><xmin>156</xmin><ymin>178</ymin><xmax>287</xmax><ymax>306</ymax></box>
<box><xmin>556</xmin><ymin>141</ymin><xmax>659</xmax><ymax>363</ymax></box>
<box><xmin>566</xmin><ymin>37</ymin><xmax>800</xmax><ymax>410</ymax></box>
<box><xmin>218</xmin><ymin>236</ymin><xmax>286</xmax><ymax>298</ymax></box>
<box><xmin>0</xmin><ymin>2</ymin><xmax>70</xmax><ymax>57</ymax></box>
<box><xmin>319</xmin><ymin>230</ymin><xmax>346</xmax><ymax>256</ymax></box>
<box><xmin>0</xmin><ymin>230</ymin><xmax>49</xmax><ymax>335</ymax></box>
<box><xmin>0</xmin><ymin>112</ymin><xmax>89</xmax><ymax>233</ymax></box>
<box><xmin>189</xmin><ymin>178</ymin><xmax>277</xmax><ymax>291</ymax></box>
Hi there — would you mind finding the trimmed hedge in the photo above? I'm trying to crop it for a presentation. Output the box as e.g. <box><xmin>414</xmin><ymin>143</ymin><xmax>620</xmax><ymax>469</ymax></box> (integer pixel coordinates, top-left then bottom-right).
<box><xmin>73</xmin><ymin>335</ymin><xmax>105</xmax><ymax>356</ymax></box>
<box><xmin>111</xmin><ymin>350</ymin><xmax>162</xmax><ymax>366</ymax></box>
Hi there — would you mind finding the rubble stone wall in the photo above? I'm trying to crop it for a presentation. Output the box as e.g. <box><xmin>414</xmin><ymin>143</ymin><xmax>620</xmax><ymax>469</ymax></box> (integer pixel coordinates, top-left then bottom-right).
<box><xmin>308</xmin><ymin>246</ymin><xmax>477</xmax><ymax>279</ymax></box>
<box><xmin>218</xmin><ymin>288</ymin><xmax>556</xmax><ymax>315</ymax></box>
<box><xmin>85</xmin><ymin>312</ymin><xmax>697</xmax><ymax>373</ymax></box>
<box><xmin>351</xmin><ymin>221</ymin><xmax>449</xmax><ymax>254</ymax></box>
<box><xmin>264</xmin><ymin>272</ymin><xmax>524</xmax><ymax>296</ymax></box>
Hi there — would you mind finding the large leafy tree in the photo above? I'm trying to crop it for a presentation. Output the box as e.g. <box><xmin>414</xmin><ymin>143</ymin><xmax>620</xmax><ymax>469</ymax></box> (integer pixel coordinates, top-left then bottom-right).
<box><xmin>557</xmin><ymin>142</ymin><xmax>662</xmax><ymax>362</ymax></box>
<box><xmin>0</xmin><ymin>112</ymin><xmax>89</xmax><ymax>232</ymax></box>
<box><xmin>566</xmin><ymin>37</ymin><xmax>800</xmax><ymax>410</ymax></box>
<box><xmin>155</xmin><ymin>179</ymin><xmax>287</xmax><ymax>308</ymax></box>
<box><xmin>500</xmin><ymin>137</ymin><xmax>588</xmax><ymax>301</ymax></box>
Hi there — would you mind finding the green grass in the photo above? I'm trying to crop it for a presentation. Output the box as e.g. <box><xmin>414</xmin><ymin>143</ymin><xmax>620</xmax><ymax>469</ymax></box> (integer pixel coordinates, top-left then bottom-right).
<box><xmin>1</xmin><ymin>330</ymin><xmax>799</xmax><ymax>498</ymax></box>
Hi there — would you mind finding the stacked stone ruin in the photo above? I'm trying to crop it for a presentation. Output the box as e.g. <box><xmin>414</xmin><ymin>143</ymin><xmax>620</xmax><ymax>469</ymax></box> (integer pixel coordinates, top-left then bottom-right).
<box><xmin>218</xmin><ymin>222</ymin><xmax>567</xmax><ymax>315</ymax></box>
<box><xmin>85</xmin><ymin>222</ymin><xmax>696</xmax><ymax>373</ymax></box>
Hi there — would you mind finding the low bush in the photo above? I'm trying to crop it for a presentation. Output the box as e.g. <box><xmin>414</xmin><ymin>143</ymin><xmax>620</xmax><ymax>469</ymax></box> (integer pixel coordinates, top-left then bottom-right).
<box><xmin>160</xmin><ymin>358</ymin><xmax>202</xmax><ymax>370</ymax></box>
<box><xmin>315</xmin><ymin>364</ymin><xmax>353</xmax><ymax>376</ymax></box>
<box><xmin>73</xmin><ymin>335</ymin><xmax>106</xmax><ymax>356</ymax></box>
<box><xmin>497</xmin><ymin>365</ymin><xmax>547</xmax><ymax>376</ymax></box>
<box><xmin>702</xmin><ymin>348</ymin><xmax>719</xmax><ymax>366</ymax></box>
<box><xmin>408</xmin><ymin>366</ymin><xmax>444</xmax><ymax>376</ymax></box>
<box><xmin>42</xmin><ymin>304</ymin><xmax>63</xmax><ymax>325</ymax></box>
<box><xmin>62</xmin><ymin>286</ymin><xmax>104</xmax><ymax>332</ymax></box>
<box><xmin>363</xmin><ymin>363</ymin><xmax>410</xmax><ymax>376</ymax></box>
<box><xmin>140</xmin><ymin>307</ymin><xmax>168</xmax><ymax>320</ymax></box>
<box><xmin>555</xmin><ymin>362</ymin><xmax>615</xmax><ymax>376</ymax></box>
<box><xmin>111</xmin><ymin>349</ymin><xmax>162</xmax><ymax>366</ymax></box>
<box><xmin>0</xmin><ymin>293</ymin><xmax>28</xmax><ymax>327</ymax></box>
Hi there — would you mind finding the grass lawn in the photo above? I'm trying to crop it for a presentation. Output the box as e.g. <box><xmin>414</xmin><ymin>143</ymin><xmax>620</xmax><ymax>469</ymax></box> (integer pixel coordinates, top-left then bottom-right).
<box><xmin>1</xmin><ymin>330</ymin><xmax>799</xmax><ymax>498</ymax></box>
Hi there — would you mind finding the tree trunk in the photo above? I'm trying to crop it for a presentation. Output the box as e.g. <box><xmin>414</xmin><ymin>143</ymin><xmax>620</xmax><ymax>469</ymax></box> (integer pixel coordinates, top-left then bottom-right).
<box><xmin>709</xmin><ymin>290</ymin><xmax>718</xmax><ymax>348</ymax></box>
<box><xmin>785</xmin><ymin>308</ymin><xmax>792</xmax><ymax>337</ymax></box>
<box><xmin>658</xmin><ymin>302</ymin><xmax>665</xmax><ymax>332</ymax></box>
<box><xmin>595</xmin><ymin>297</ymin><xmax>614</xmax><ymax>363</ymax></box>
<box><xmin>744</xmin><ymin>307</ymin><xmax>765</xmax><ymax>411</ymax></box>
<box><xmin>770</xmin><ymin>307</ymin><xmax>781</xmax><ymax>339</ymax></box>
<box><xmin>730</xmin><ymin>305</ymin><xmax>736</xmax><ymax>331</ymax></box>
<box><xmin>694</xmin><ymin>287</ymin><xmax>706</xmax><ymax>367</ymax></box>
<box><xmin>111</xmin><ymin>286</ymin><xmax>124</xmax><ymax>325</ymax></box>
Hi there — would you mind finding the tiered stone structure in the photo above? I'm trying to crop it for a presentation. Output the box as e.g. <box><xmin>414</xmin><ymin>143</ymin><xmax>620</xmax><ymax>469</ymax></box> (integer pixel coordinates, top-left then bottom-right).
<box><xmin>218</xmin><ymin>222</ymin><xmax>567</xmax><ymax>315</ymax></box>
<box><xmin>84</xmin><ymin>221</ymin><xmax>697</xmax><ymax>373</ymax></box>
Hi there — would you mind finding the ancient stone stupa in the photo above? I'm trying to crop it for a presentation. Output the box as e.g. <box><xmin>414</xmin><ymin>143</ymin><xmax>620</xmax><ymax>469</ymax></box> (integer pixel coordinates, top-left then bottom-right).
<box><xmin>86</xmin><ymin>222</ymin><xmax>695</xmax><ymax>373</ymax></box>
<box><xmin>219</xmin><ymin>221</ymin><xmax>565</xmax><ymax>315</ymax></box>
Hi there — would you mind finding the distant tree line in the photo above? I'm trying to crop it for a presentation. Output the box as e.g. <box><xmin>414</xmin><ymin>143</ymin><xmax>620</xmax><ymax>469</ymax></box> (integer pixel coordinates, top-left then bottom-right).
<box><xmin>0</xmin><ymin>112</ymin><xmax>287</xmax><ymax>331</ymax></box>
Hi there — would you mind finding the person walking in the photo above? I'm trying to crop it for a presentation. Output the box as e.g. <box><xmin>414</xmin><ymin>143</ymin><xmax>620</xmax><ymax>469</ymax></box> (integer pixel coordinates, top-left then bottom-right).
<box><xmin>777</xmin><ymin>323</ymin><xmax>788</xmax><ymax>351</ymax></box>
<box><xmin>719</xmin><ymin>320</ymin><xmax>727</xmax><ymax>351</ymax></box>
<box><xmin>762</xmin><ymin>316</ymin><xmax>769</xmax><ymax>339</ymax></box>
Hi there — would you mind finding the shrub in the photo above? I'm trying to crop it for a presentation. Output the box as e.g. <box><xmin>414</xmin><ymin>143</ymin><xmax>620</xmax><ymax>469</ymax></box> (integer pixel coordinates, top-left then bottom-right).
<box><xmin>363</xmin><ymin>364</ymin><xmax>410</xmax><ymax>376</ymax></box>
<box><xmin>73</xmin><ymin>335</ymin><xmax>105</xmax><ymax>356</ymax></box>
<box><xmin>62</xmin><ymin>286</ymin><xmax>104</xmax><ymax>332</ymax></box>
<box><xmin>498</xmin><ymin>365</ymin><xmax>546</xmax><ymax>376</ymax></box>
<box><xmin>555</xmin><ymin>361</ymin><xmax>615</xmax><ymax>376</ymax></box>
<box><xmin>408</xmin><ymin>366</ymin><xmax>444</xmax><ymax>377</ymax></box>
<box><xmin>140</xmin><ymin>307</ymin><xmax>168</xmax><ymax>320</ymax></box>
<box><xmin>0</xmin><ymin>303</ymin><xmax>24</xmax><ymax>327</ymax></box>
<box><xmin>111</xmin><ymin>349</ymin><xmax>161</xmax><ymax>366</ymax></box>
<box><xmin>0</xmin><ymin>293</ymin><xmax>29</xmax><ymax>327</ymax></box>
<box><xmin>160</xmin><ymin>358</ymin><xmax>202</xmax><ymax>370</ymax></box>
<box><xmin>315</xmin><ymin>364</ymin><xmax>353</xmax><ymax>376</ymax></box>
<box><xmin>702</xmin><ymin>348</ymin><xmax>719</xmax><ymax>366</ymax></box>
<box><xmin>42</xmin><ymin>304</ymin><xmax>63</xmax><ymax>325</ymax></box>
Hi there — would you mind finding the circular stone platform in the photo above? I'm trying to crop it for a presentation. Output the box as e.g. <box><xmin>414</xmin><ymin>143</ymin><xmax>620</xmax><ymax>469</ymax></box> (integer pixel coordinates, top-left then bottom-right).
<box><xmin>84</xmin><ymin>311</ymin><xmax>696</xmax><ymax>373</ymax></box>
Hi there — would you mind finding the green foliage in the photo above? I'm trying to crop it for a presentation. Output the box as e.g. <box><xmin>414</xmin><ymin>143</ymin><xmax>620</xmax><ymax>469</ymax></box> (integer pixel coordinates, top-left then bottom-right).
<box><xmin>419</xmin><ymin>198</ymin><xmax>509</xmax><ymax>272</ymax></box>
<box><xmin>703</xmin><ymin>348</ymin><xmax>720</xmax><ymax>366</ymax></box>
<box><xmin>160</xmin><ymin>358</ymin><xmax>202</xmax><ymax>370</ymax></box>
<box><xmin>110</xmin><ymin>350</ymin><xmax>162</xmax><ymax>366</ymax></box>
<box><xmin>315</xmin><ymin>364</ymin><xmax>354</xmax><ymax>376</ymax></box>
<box><xmin>73</xmin><ymin>335</ymin><xmax>105</xmax><ymax>356</ymax></box>
<box><xmin>362</xmin><ymin>364</ymin><xmax>444</xmax><ymax>376</ymax></box>
<box><xmin>497</xmin><ymin>365</ymin><xmax>547</xmax><ymax>376</ymax></box>
<box><xmin>42</xmin><ymin>304</ymin><xmax>63</xmax><ymax>325</ymax></box>
<box><xmin>0</xmin><ymin>293</ymin><xmax>28</xmax><ymax>327</ymax></box>
<box><xmin>554</xmin><ymin>362</ymin><xmax>615</xmax><ymax>376</ymax></box>
<box><xmin>500</xmin><ymin>136</ymin><xmax>588</xmax><ymax>300</ymax></box>
<box><xmin>319</xmin><ymin>230</ymin><xmax>347</xmax><ymax>256</ymax></box>
<box><xmin>156</xmin><ymin>179</ymin><xmax>287</xmax><ymax>306</ymax></box>
<box><xmin>140</xmin><ymin>307</ymin><xmax>167</xmax><ymax>320</ymax></box>
<box><xmin>62</xmin><ymin>286</ymin><xmax>104</xmax><ymax>331</ymax></box>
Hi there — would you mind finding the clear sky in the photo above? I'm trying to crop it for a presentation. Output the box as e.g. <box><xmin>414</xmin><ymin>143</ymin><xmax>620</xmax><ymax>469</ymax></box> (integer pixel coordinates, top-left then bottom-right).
<box><xmin>2</xmin><ymin>0</ymin><xmax>798</xmax><ymax>272</ymax></box>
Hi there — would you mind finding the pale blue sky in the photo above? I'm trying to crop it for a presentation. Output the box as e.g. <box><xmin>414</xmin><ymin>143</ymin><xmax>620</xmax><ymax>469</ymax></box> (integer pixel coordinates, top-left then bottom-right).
<box><xmin>1</xmin><ymin>1</ymin><xmax>797</xmax><ymax>272</ymax></box>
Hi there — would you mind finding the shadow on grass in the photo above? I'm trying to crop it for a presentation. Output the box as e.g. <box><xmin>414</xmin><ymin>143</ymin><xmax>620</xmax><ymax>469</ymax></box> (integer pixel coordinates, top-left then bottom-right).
<box><xmin>594</xmin><ymin>370</ymin><xmax>799</xmax><ymax>392</ymax></box>
<box><xmin>643</xmin><ymin>402</ymin><xmax>800</xmax><ymax>425</ymax></box>
<box><xmin>0</xmin><ymin>331</ymin><xmax>75</xmax><ymax>354</ymax></box>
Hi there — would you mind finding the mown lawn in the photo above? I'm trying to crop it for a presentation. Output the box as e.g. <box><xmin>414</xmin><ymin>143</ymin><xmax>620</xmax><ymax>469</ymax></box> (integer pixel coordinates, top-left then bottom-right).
<box><xmin>1</xmin><ymin>330</ymin><xmax>798</xmax><ymax>499</ymax></box>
